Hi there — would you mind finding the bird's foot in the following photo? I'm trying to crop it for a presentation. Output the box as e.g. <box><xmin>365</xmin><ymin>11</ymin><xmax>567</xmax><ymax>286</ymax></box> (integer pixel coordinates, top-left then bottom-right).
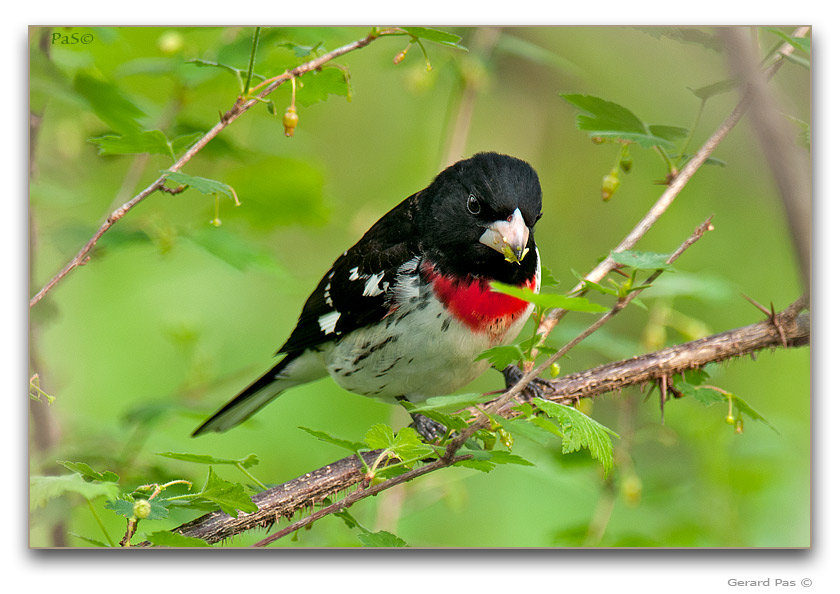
<box><xmin>409</xmin><ymin>412</ymin><xmax>448</xmax><ymax>443</ymax></box>
<box><xmin>502</xmin><ymin>364</ymin><xmax>554</xmax><ymax>402</ymax></box>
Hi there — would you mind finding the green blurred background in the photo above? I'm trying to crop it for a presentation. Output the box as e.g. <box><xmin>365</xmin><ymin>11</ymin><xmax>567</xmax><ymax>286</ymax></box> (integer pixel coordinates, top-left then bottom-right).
<box><xmin>29</xmin><ymin>26</ymin><xmax>810</xmax><ymax>547</ymax></box>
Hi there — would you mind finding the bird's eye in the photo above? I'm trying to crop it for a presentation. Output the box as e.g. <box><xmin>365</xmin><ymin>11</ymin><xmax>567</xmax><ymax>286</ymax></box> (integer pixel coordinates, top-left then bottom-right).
<box><xmin>467</xmin><ymin>194</ymin><xmax>481</xmax><ymax>215</ymax></box>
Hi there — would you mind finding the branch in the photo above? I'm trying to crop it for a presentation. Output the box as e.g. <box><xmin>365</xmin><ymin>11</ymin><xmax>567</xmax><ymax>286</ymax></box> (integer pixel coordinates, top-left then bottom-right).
<box><xmin>533</xmin><ymin>25</ymin><xmax>811</xmax><ymax>344</ymax></box>
<box><xmin>720</xmin><ymin>27</ymin><xmax>811</xmax><ymax>288</ymax></box>
<box><xmin>29</xmin><ymin>28</ymin><xmax>397</xmax><ymax>309</ymax></box>
<box><xmin>169</xmin><ymin>296</ymin><xmax>809</xmax><ymax>545</ymax></box>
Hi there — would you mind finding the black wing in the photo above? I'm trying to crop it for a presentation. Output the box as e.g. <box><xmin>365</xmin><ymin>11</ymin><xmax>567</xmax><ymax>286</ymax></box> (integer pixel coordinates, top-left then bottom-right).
<box><xmin>278</xmin><ymin>193</ymin><xmax>421</xmax><ymax>356</ymax></box>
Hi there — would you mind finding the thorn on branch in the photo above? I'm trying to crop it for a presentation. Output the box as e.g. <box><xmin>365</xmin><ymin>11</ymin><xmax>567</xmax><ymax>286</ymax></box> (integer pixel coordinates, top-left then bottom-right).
<box><xmin>740</xmin><ymin>293</ymin><xmax>788</xmax><ymax>347</ymax></box>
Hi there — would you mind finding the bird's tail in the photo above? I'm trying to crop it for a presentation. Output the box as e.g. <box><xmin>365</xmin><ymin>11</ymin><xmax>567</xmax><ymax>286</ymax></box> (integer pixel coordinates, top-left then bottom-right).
<box><xmin>192</xmin><ymin>350</ymin><xmax>324</xmax><ymax>436</ymax></box>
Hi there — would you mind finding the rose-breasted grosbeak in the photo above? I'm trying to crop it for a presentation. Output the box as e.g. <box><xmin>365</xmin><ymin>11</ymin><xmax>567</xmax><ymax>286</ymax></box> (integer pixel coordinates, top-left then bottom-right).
<box><xmin>193</xmin><ymin>152</ymin><xmax>542</xmax><ymax>438</ymax></box>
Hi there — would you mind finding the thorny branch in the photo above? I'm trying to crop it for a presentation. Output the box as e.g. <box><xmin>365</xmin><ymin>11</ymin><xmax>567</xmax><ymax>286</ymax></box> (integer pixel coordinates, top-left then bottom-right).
<box><xmin>170</xmin><ymin>296</ymin><xmax>809</xmax><ymax>545</ymax></box>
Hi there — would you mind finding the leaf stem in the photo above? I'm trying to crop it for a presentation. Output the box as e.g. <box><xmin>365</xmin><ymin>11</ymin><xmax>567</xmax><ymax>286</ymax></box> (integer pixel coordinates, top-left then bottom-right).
<box><xmin>243</xmin><ymin>27</ymin><xmax>261</xmax><ymax>94</ymax></box>
<box><xmin>87</xmin><ymin>499</ymin><xmax>116</xmax><ymax>547</ymax></box>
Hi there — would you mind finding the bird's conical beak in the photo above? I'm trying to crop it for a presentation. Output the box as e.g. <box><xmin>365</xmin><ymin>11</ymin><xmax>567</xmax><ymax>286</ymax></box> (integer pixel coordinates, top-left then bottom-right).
<box><xmin>479</xmin><ymin>207</ymin><xmax>530</xmax><ymax>264</ymax></box>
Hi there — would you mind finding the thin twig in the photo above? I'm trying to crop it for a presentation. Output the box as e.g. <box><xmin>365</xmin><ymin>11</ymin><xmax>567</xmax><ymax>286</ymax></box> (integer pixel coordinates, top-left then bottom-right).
<box><xmin>169</xmin><ymin>296</ymin><xmax>808</xmax><ymax>545</ymax></box>
<box><xmin>532</xmin><ymin>25</ymin><xmax>811</xmax><ymax>347</ymax></box>
<box><xmin>29</xmin><ymin>28</ymin><xmax>397</xmax><ymax>308</ymax></box>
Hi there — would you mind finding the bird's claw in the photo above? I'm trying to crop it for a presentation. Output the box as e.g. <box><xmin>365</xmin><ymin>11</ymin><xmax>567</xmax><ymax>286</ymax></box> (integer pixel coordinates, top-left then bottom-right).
<box><xmin>502</xmin><ymin>364</ymin><xmax>553</xmax><ymax>402</ymax></box>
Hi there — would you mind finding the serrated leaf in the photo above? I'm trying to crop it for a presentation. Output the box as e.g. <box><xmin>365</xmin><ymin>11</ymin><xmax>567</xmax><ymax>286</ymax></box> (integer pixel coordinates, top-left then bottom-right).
<box><xmin>363</xmin><ymin>423</ymin><xmax>398</xmax><ymax>451</ymax></box>
<box><xmin>157</xmin><ymin>451</ymin><xmax>260</xmax><ymax>468</ymax></box>
<box><xmin>146</xmin><ymin>530</ymin><xmax>211</xmax><ymax>547</ymax></box>
<box><xmin>162</xmin><ymin>171</ymin><xmax>236</xmax><ymax>199</ymax></box>
<box><xmin>611</xmin><ymin>250</ymin><xmax>675</xmax><ymax>271</ymax></box>
<box><xmin>104</xmin><ymin>498</ymin><xmax>136</xmax><ymax>518</ymax></box>
<box><xmin>401</xmin><ymin>27</ymin><xmax>467</xmax><ymax>50</ymax></box>
<box><xmin>30</xmin><ymin>474</ymin><xmax>120</xmax><ymax>510</ymax></box>
<box><xmin>106</xmin><ymin>496</ymin><xmax>170</xmax><ymax>521</ymax></box>
<box><xmin>532</xmin><ymin>398</ymin><xmax>618</xmax><ymax>475</ymax></box>
<box><xmin>57</xmin><ymin>461</ymin><xmax>119</xmax><ymax>483</ymax></box>
<box><xmin>407</xmin><ymin>392</ymin><xmax>497</xmax><ymax>413</ymax></box>
<box><xmin>561</xmin><ymin>93</ymin><xmax>686</xmax><ymax>149</ymax></box>
<box><xmin>390</xmin><ymin>428</ymin><xmax>436</xmax><ymax>462</ymax></box>
<box><xmin>296</xmin><ymin>67</ymin><xmax>352</xmax><ymax>106</ymax></box>
<box><xmin>298</xmin><ymin>427</ymin><xmax>366</xmax><ymax>452</ymax></box>
<box><xmin>196</xmin><ymin>467</ymin><xmax>258</xmax><ymax>517</ymax></box>
<box><xmin>357</xmin><ymin>530</ymin><xmax>409</xmax><ymax>547</ymax></box>
<box><xmin>490</xmin><ymin>282</ymin><xmax>608</xmax><ymax>312</ymax></box>
<box><xmin>474</xmin><ymin>345</ymin><xmax>523</xmax><ymax>369</ymax></box>
<box><xmin>492</xmin><ymin>415</ymin><xmax>553</xmax><ymax>446</ymax></box>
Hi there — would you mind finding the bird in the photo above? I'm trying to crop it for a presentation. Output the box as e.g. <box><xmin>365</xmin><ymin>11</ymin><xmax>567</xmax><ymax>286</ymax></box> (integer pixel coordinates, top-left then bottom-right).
<box><xmin>193</xmin><ymin>152</ymin><xmax>543</xmax><ymax>440</ymax></box>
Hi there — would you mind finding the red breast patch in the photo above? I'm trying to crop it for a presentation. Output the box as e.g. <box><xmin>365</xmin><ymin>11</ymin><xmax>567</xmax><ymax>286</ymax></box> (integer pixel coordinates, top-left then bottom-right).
<box><xmin>423</xmin><ymin>262</ymin><xmax>537</xmax><ymax>336</ymax></box>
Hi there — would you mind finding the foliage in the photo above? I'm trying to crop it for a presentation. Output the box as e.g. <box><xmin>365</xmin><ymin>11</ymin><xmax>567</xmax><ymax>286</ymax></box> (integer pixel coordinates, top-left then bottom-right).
<box><xmin>29</xmin><ymin>25</ymin><xmax>810</xmax><ymax>548</ymax></box>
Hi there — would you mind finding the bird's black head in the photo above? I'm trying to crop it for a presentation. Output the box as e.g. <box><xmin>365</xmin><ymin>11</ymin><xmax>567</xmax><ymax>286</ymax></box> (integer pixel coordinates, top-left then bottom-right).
<box><xmin>415</xmin><ymin>152</ymin><xmax>543</xmax><ymax>285</ymax></box>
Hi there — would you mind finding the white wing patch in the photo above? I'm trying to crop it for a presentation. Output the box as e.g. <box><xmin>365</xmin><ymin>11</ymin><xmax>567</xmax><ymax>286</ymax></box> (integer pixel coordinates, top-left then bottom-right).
<box><xmin>363</xmin><ymin>271</ymin><xmax>387</xmax><ymax>297</ymax></box>
<box><xmin>318</xmin><ymin>310</ymin><xmax>341</xmax><ymax>335</ymax></box>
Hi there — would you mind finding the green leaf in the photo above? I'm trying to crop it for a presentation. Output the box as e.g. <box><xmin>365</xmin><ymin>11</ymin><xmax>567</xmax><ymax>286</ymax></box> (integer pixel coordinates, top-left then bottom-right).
<box><xmin>765</xmin><ymin>28</ymin><xmax>810</xmax><ymax>56</ymax></box>
<box><xmin>31</xmin><ymin>474</ymin><xmax>120</xmax><ymax>510</ymax></box>
<box><xmin>73</xmin><ymin>71</ymin><xmax>145</xmax><ymax>133</ymax></box>
<box><xmin>363</xmin><ymin>423</ymin><xmax>398</xmax><ymax>451</ymax></box>
<box><xmin>298</xmin><ymin>427</ymin><xmax>366</xmax><ymax>452</ymax></box>
<box><xmin>69</xmin><ymin>533</ymin><xmax>109</xmax><ymax>547</ymax></box>
<box><xmin>146</xmin><ymin>530</ymin><xmax>211</xmax><ymax>547</ymax></box>
<box><xmin>561</xmin><ymin>93</ymin><xmax>686</xmax><ymax>149</ymax></box>
<box><xmin>474</xmin><ymin>345</ymin><xmax>524</xmax><ymax>369</ymax></box>
<box><xmin>157</xmin><ymin>452</ymin><xmax>260</xmax><ymax>468</ymax></box>
<box><xmin>484</xmin><ymin>450</ymin><xmax>534</xmax><ymax>467</ymax></box>
<box><xmin>88</xmin><ymin>130</ymin><xmax>175</xmax><ymax>158</ymax></box>
<box><xmin>490</xmin><ymin>282</ymin><xmax>608</xmax><ymax>313</ymax></box>
<box><xmin>103</xmin><ymin>498</ymin><xmax>136</xmax><ymax>518</ymax></box>
<box><xmin>362</xmin><ymin>424</ymin><xmax>434</xmax><ymax>463</ymax></box>
<box><xmin>186</xmin><ymin>227</ymin><xmax>286</xmax><ymax>273</ymax></box>
<box><xmin>731</xmin><ymin>395</ymin><xmax>779</xmax><ymax>434</ymax></box>
<box><xmin>611</xmin><ymin>250</ymin><xmax>675</xmax><ymax>271</ymax></box>
<box><xmin>56</xmin><ymin>461</ymin><xmax>119</xmax><ymax>483</ymax></box>
<box><xmin>162</xmin><ymin>171</ymin><xmax>237</xmax><ymax>200</ymax></box>
<box><xmin>540</xmin><ymin>265</ymin><xmax>562</xmax><ymax>288</ymax></box>
<box><xmin>105</xmin><ymin>497</ymin><xmax>169</xmax><ymax>520</ymax></box>
<box><xmin>673</xmin><ymin>369</ymin><xmax>726</xmax><ymax>406</ymax></box>
<box><xmin>296</xmin><ymin>67</ymin><xmax>352</xmax><ymax>106</ymax></box>
<box><xmin>357</xmin><ymin>530</ymin><xmax>409</xmax><ymax>547</ymax></box>
<box><xmin>532</xmin><ymin>398</ymin><xmax>618</xmax><ymax>475</ymax></box>
<box><xmin>170</xmin><ymin>132</ymin><xmax>204</xmax><ymax>155</ymax></box>
<box><xmin>496</xmin><ymin>33</ymin><xmax>581</xmax><ymax>74</ymax></box>
<box><xmin>196</xmin><ymin>467</ymin><xmax>258</xmax><ymax>517</ymax></box>
<box><xmin>688</xmin><ymin>79</ymin><xmax>737</xmax><ymax>101</ymax></box>
<box><xmin>401</xmin><ymin>27</ymin><xmax>467</xmax><ymax>51</ymax></box>
<box><xmin>406</xmin><ymin>392</ymin><xmax>497</xmax><ymax>413</ymax></box>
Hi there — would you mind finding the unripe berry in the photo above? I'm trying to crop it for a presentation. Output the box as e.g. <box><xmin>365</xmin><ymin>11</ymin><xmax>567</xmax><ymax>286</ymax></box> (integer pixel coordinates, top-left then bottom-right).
<box><xmin>601</xmin><ymin>170</ymin><xmax>620</xmax><ymax>201</ymax></box>
<box><xmin>133</xmin><ymin>499</ymin><xmax>152</xmax><ymax>519</ymax></box>
<box><xmin>283</xmin><ymin>106</ymin><xmax>299</xmax><ymax>137</ymax></box>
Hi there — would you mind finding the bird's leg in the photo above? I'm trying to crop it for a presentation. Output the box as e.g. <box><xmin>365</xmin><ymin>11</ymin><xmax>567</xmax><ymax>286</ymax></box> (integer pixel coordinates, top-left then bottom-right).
<box><xmin>501</xmin><ymin>365</ymin><xmax>554</xmax><ymax>402</ymax></box>
<box><xmin>396</xmin><ymin>396</ymin><xmax>448</xmax><ymax>443</ymax></box>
